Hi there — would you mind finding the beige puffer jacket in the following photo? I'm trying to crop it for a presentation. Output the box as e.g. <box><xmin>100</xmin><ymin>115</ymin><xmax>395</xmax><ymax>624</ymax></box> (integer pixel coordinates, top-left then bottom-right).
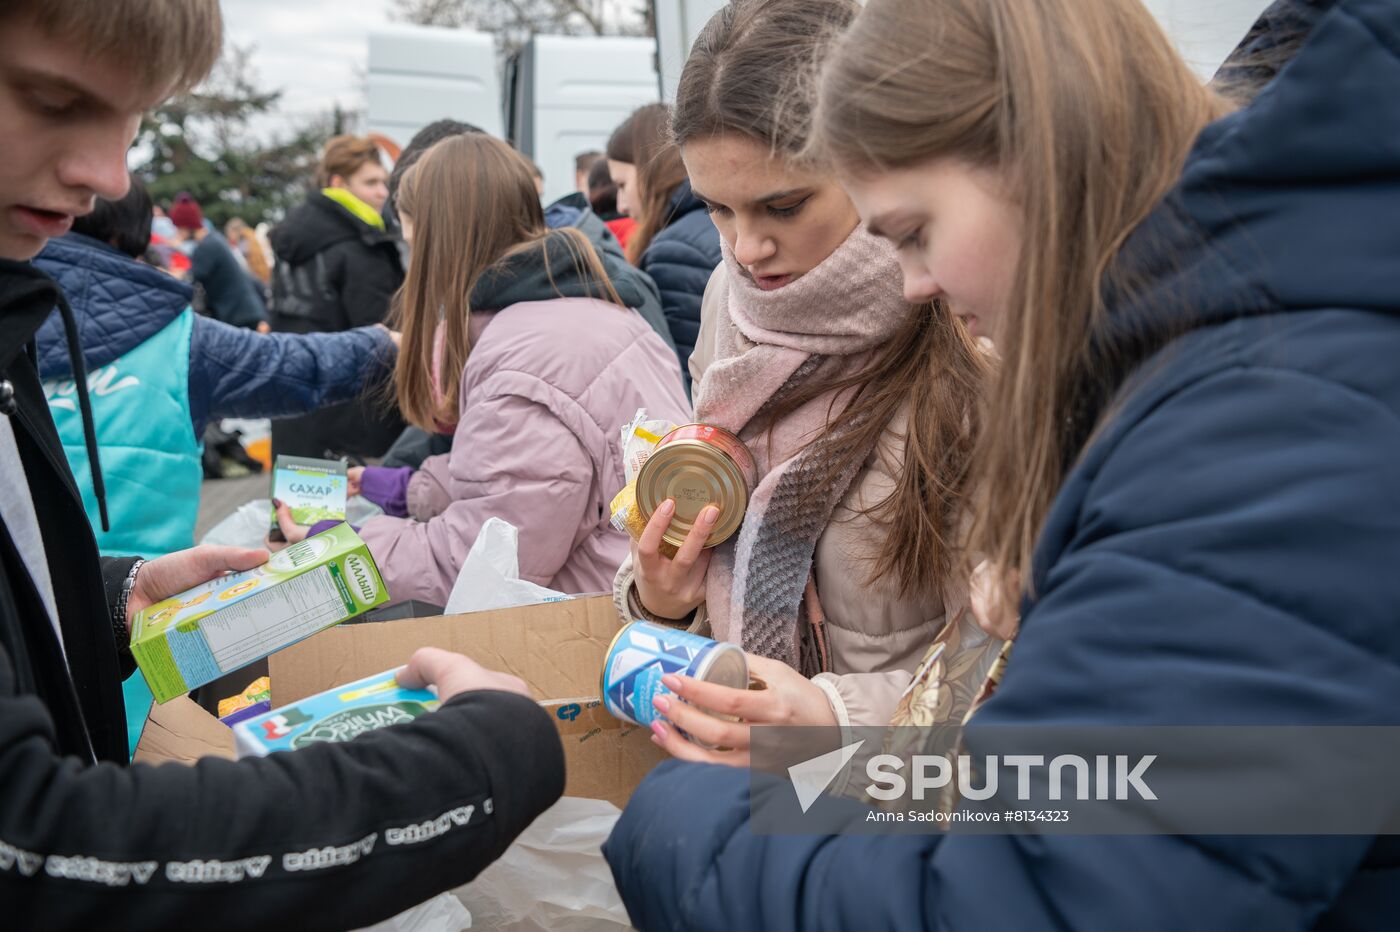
<box><xmin>613</xmin><ymin>268</ymin><xmax>984</xmax><ymax>727</ymax></box>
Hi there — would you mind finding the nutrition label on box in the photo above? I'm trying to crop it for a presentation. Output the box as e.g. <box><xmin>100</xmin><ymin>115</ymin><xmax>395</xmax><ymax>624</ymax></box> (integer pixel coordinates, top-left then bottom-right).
<box><xmin>200</xmin><ymin>567</ymin><xmax>351</xmax><ymax>672</ymax></box>
<box><xmin>129</xmin><ymin>523</ymin><xmax>387</xmax><ymax>703</ymax></box>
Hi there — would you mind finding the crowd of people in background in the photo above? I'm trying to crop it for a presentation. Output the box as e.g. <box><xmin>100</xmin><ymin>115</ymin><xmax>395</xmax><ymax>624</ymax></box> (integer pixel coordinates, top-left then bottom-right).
<box><xmin>3</xmin><ymin>0</ymin><xmax>1399</xmax><ymax>928</ymax></box>
<box><xmin>272</xmin><ymin>132</ymin><xmax>689</xmax><ymax>606</ymax></box>
<box><xmin>61</xmin><ymin>91</ymin><xmax>728</xmax><ymax>479</ymax></box>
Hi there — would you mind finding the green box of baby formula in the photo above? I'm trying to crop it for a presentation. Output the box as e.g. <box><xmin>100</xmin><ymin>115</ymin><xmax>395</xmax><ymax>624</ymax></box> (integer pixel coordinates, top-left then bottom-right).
<box><xmin>130</xmin><ymin>523</ymin><xmax>389</xmax><ymax>703</ymax></box>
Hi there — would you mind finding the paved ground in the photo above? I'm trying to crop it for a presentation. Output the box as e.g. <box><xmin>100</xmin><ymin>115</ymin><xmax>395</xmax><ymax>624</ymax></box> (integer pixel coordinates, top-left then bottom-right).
<box><xmin>193</xmin><ymin>474</ymin><xmax>266</xmax><ymax>542</ymax></box>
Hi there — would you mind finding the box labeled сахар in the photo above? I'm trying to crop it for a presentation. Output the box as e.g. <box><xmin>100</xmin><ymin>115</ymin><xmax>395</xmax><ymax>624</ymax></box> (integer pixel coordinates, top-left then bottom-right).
<box><xmin>269</xmin><ymin>455</ymin><xmax>347</xmax><ymax>542</ymax></box>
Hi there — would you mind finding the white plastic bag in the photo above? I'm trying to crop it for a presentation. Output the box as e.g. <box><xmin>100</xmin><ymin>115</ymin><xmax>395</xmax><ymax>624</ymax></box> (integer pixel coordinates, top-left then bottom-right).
<box><xmin>218</xmin><ymin>417</ymin><xmax>271</xmax><ymax>443</ymax></box>
<box><xmin>355</xmin><ymin>892</ymin><xmax>472</xmax><ymax>932</ymax></box>
<box><xmin>199</xmin><ymin>497</ymin><xmax>384</xmax><ymax>550</ymax></box>
<box><xmin>452</xmin><ymin>797</ymin><xmax>629</xmax><ymax>930</ymax></box>
<box><xmin>443</xmin><ymin>518</ymin><xmax>570</xmax><ymax>614</ymax></box>
<box><xmin>199</xmin><ymin>499</ymin><xmax>268</xmax><ymax>549</ymax></box>
<box><xmin>619</xmin><ymin>407</ymin><xmax>677</xmax><ymax>485</ymax></box>
<box><xmin>442</xmin><ymin>525</ymin><xmax>622</xmax><ymax>930</ymax></box>
<box><xmin>276</xmin><ymin>524</ymin><xmax>573</xmax><ymax>932</ymax></box>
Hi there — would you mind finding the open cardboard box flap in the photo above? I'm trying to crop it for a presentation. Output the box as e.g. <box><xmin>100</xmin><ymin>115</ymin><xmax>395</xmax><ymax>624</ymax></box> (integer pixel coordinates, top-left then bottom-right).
<box><xmin>269</xmin><ymin>595</ymin><xmax>668</xmax><ymax>807</ymax></box>
<box><xmin>133</xmin><ymin>696</ymin><xmax>236</xmax><ymax>765</ymax></box>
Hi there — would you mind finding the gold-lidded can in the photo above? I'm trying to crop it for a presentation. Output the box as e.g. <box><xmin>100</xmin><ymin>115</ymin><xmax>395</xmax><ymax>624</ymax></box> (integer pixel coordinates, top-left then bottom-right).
<box><xmin>635</xmin><ymin>424</ymin><xmax>756</xmax><ymax>550</ymax></box>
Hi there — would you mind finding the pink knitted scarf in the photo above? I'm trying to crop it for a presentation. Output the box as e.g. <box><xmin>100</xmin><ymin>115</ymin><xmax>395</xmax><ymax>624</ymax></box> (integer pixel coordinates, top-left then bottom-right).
<box><xmin>694</xmin><ymin>224</ymin><xmax>911</xmax><ymax>672</ymax></box>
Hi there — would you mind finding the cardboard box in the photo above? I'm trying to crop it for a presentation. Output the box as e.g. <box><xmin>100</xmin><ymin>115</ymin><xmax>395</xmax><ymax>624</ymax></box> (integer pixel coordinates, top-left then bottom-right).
<box><xmin>131</xmin><ymin>524</ymin><xmax>390</xmax><ymax>703</ymax></box>
<box><xmin>133</xmin><ymin>696</ymin><xmax>236</xmax><ymax>765</ymax></box>
<box><xmin>270</xmin><ymin>596</ymin><xmax>669</xmax><ymax>807</ymax></box>
<box><xmin>269</xmin><ymin>455</ymin><xmax>347</xmax><ymax>541</ymax></box>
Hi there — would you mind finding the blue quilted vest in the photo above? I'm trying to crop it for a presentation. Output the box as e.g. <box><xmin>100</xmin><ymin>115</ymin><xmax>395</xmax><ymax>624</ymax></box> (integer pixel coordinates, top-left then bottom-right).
<box><xmin>44</xmin><ymin>307</ymin><xmax>201</xmax><ymax>558</ymax></box>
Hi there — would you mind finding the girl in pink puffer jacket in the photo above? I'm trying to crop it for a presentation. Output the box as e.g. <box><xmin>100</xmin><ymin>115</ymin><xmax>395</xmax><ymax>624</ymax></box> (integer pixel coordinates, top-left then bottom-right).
<box><xmin>277</xmin><ymin>133</ymin><xmax>689</xmax><ymax>604</ymax></box>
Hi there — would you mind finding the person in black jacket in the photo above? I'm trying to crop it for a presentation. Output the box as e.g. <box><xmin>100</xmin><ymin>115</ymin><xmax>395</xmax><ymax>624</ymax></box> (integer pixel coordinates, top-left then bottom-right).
<box><xmin>635</xmin><ymin>177</ymin><xmax>720</xmax><ymax>394</ymax></box>
<box><xmin>0</xmin><ymin>3</ymin><xmax>563</xmax><ymax>927</ymax></box>
<box><xmin>606</xmin><ymin>0</ymin><xmax>1400</xmax><ymax>929</ymax></box>
<box><xmin>270</xmin><ymin>134</ymin><xmax>406</xmax><ymax>459</ymax></box>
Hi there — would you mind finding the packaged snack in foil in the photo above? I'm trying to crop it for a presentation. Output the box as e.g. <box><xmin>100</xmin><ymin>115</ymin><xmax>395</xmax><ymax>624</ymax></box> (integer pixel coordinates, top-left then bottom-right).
<box><xmin>620</xmin><ymin>408</ymin><xmax>677</xmax><ymax>485</ymax></box>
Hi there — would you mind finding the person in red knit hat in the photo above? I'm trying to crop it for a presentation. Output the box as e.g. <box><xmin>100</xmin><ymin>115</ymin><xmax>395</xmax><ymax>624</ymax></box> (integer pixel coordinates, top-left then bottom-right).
<box><xmin>169</xmin><ymin>191</ymin><xmax>267</xmax><ymax>330</ymax></box>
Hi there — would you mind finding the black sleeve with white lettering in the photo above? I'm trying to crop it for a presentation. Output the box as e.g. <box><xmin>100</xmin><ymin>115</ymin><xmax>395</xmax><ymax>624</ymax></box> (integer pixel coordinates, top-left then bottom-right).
<box><xmin>0</xmin><ymin>659</ymin><xmax>565</xmax><ymax>931</ymax></box>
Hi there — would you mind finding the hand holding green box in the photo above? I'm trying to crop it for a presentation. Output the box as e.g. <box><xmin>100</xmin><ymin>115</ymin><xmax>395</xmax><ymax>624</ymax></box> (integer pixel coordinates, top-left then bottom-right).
<box><xmin>131</xmin><ymin>524</ymin><xmax>390</xmax><ymax>703</ymax></box>
<box><xmin>269</xmin><ymin>455</ymin><xmax>347</xmax><ymax>542</ymax></box>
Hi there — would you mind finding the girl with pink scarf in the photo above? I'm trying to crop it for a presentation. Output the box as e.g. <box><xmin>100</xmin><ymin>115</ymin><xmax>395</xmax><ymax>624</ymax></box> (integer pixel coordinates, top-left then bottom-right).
<box><xmin>612</xmin><ymin>0</ymin><xmax>1001</xmax><ymax>765</ymax></box>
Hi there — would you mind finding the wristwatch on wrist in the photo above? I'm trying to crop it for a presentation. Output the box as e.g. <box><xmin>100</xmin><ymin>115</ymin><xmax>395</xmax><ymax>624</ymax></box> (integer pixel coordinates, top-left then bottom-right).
<box><xmin>113</xmin><ymin>558</ymin><xmax>145</xmax><ymax>648</ymax></box>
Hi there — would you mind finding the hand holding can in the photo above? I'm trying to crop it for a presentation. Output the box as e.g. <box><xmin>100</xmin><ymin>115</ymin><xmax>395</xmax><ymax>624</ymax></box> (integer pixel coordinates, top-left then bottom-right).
<box><xmin>601</xmin><ymin>621</ymin><xmax>748</xmax><ymax>747</ymax></box>
<box><xmin>647</xmin><ymin>655</ymin><xmax>839</xmax><ymax>769</ymax></box>
<box><xmin>635</xmin><ymin>424</ymin><xmax>755</xmax><ymax>550</ymax></box>
<box><xmin>632</xmin><ymin>498</ymin><xmax>718</xmax><ymax>622</ymax></box>
<box><xmin>621</xmin><ymin>422</ymin><xmax>756</xmax><ymax>620</ymax></box>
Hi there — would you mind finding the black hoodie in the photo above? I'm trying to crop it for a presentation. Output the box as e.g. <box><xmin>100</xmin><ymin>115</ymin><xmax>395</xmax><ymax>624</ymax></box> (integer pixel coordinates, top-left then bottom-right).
<box><xmin>269</xmin><ymin>191</ymin><xmax>403</xmax><ymax>332</ymax></box>
<box><xmin>473</xmin><ymin>224</ymin><xmax>666</xmax><ymax>314</ymax></box>
<box><xmin>268</xmin><ymin>191</ymin><xmax>406</xmax><ymax>458</ymax></box>
<box><xmin>0</xmin><ymin>261</ymin><xmax>564</xmax><ymax>929</ymax></box>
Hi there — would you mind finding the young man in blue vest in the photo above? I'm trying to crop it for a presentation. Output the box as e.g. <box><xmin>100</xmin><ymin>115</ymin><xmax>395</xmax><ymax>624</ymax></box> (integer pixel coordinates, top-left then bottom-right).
<box><xmin>33</xmin><ymin>172</ymin><xmax>408</xmax><ymax>756</ymax></box>
<box><xmin>0</xmin><ymin>1</ymin><xmax>563</xmax><ymax>926</ymax></box>
<box><xmin>34</xmin><ymin>172</ymin><xmax>399</xmax><ymax>560</ymax></box>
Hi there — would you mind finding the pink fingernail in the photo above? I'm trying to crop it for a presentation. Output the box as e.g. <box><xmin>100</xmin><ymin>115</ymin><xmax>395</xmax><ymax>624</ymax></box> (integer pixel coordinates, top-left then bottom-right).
<box><xmin>702</xmin><ymin>506</ymin><xmax>719</xmax><ymax>525</ymax></box>
<box><xmin>651</xmin><ymin>721</ymin><xmax>668</xmax><ymax>740</ymax></box>
<box><xmin>653</xmin><ymin>695</ymin><xmax>671</xmax><ymax>713</ymax></box>
<box><xmin>661</xmin><ymin>674</ymin><xmax>683</xmax><ymax>691</ymax></box>
<box><xmin>659</xmin><ymin>499</ymin><xmax>676</xmax><ymax>517</ymax></box>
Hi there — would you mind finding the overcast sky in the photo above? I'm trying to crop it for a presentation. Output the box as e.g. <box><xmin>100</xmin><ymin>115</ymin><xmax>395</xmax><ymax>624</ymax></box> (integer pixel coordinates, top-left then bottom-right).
<box><xmin>221</xmin><ymin>0</ymin><xmax>1266</xmax><ymax>140</ymax></box>
<box><xmin>222</xmin><ymin>0</ymin><xmax>396</xmax><ymax>136</ymax></box>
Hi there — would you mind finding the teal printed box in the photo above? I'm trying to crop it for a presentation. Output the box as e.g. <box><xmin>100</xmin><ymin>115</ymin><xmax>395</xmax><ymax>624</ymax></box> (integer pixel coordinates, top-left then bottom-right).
<box><xmin>234</xmin><ymin>668</ymin><xmax>439</xmax><ymax>756</ymax></box>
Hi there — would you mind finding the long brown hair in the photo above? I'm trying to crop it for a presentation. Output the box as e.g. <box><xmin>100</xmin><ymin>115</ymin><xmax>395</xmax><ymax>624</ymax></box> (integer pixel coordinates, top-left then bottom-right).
<box><xmin>607</xmin><ymin>103</ymin><xmax>687</xmax><ymax>264</ymax></box>
<box><xmin>815</xmin><ymin>0</ymin><xmax>1231</xmax><ymax>607</ymax></box>
<box><xmin>605</xmin><ymin>102</ymin><xmax>666</xmax><ymax>164</ymax></box>
<box><xmin>675</xmin><ymin>0</ymin><xmax>988</xmax><ymax>598</ymax></box>
<box><xmin>392</xmin><ymin>133</ymin><xmax>625</xmax><ymax>431</ymax></box>
<box><xmin>630</xmin><ymin>129</ymin><xmax>688</xmax><ymax>264</ymax></box>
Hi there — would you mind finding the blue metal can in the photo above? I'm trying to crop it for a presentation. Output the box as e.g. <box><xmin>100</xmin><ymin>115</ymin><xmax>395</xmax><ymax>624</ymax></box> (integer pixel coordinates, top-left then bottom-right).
<box><xmin>601</xmin><ymin>621</ymin><xmax>748</xmax><ymax>739</ymax></box>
